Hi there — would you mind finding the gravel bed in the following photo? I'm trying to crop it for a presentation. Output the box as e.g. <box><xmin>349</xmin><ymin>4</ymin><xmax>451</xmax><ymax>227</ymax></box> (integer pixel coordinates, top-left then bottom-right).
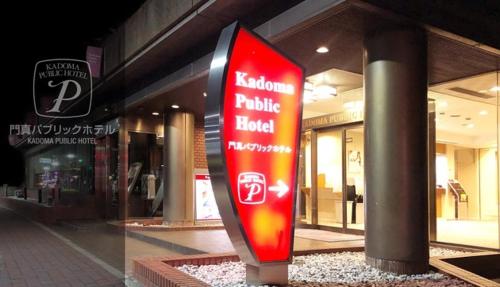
<box><xmin>177</xmin><ymin>248</ymin><xmax>472</xmax><ymax>287</ymax></box>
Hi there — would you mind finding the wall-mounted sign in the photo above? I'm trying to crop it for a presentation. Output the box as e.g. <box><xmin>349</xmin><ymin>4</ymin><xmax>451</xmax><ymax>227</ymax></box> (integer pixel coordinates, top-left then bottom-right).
<box><xmin>302</xmin><ymin>110</ymin><xmax>363</xmax><ymax>130</ymax></box>
<box><xmin>194</xmin><ymin>174</ymin><xmax>220</xmax><ymax>220</ymax></box>
<box><xmin>86</xmin><ymin>46</ymin><xmax>102</xmax><ymax>78</ymax></box>
<box><xmin>205</xmin><ymin>22</ymin><xmax>304</xmax><ymax>285</ymax></box>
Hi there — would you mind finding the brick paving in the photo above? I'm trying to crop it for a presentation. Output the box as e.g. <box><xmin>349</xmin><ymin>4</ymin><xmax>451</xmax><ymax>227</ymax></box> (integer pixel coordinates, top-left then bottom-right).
<box><xmin>0</xmin><ymin>207</ymin><xmax>124</xmax><ymax>287</ymax></box>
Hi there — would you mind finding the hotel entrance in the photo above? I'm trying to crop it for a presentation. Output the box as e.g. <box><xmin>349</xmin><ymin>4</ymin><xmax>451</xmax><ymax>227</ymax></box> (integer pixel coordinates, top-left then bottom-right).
<box><xmin>297</xmin><ymin>67</ymin><xmax>365</xmax><ymax>234</ymax></box>
<box><xmin>297</xmin><ymin>69</ymin><xmax>364</xmax><ymax>234</ymax></box>
<box><xmin>299</xmin><ymin>124</ymin><xmax>364</xmax><ymax>234</ymax></box>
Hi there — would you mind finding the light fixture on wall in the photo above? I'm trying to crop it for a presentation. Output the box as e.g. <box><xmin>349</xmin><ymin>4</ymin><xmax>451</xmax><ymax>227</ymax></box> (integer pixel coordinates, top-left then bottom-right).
<box><xmin>152</xmin><ymin>112</ymin><xmax>160</xmax><ymax>116</ymax></box>
<box><xmin>171</xmin><ymin>104</ymin><xmax>180</xmax><ymax>109</ymax></box>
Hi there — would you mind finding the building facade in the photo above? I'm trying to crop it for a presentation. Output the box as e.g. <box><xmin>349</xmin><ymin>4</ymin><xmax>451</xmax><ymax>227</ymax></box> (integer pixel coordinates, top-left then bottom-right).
<box><xmin>15</xmin><ymin>0</ymin><xmax>500</xmax><ymax>264</ymax></box>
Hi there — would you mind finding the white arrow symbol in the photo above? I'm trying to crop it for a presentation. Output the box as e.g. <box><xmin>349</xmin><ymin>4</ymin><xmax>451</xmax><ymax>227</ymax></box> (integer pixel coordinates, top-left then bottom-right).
<box><xmin>268</xmin><ymin>180</ymin><xmax>289</xmax><ymax>198</ymax></box>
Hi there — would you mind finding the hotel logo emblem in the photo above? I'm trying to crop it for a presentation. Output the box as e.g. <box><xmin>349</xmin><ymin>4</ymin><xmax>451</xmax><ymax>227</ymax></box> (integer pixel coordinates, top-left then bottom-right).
<box><xmin>33</xmin><ymin>59</ymin><xmax>92</xmax><ymax>118</ymax></box>
<box><xmin>238</xmin><ymin>172</ymin><xmax>266</xmax><ymax>204</ymax></box>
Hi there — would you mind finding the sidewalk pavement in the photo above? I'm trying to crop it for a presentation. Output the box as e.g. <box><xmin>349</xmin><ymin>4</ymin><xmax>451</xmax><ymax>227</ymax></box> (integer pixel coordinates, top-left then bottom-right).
<box><xmin>0</xmin><ymin>207</ymin><xmax>124</xmax><ymax>287</ymax></box>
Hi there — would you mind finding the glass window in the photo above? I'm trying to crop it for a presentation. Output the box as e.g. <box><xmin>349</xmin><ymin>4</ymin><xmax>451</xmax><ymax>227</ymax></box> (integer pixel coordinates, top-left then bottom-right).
<box><xmin>432</xmin><ymin>70</ymin><xmax>499</xmax><ymax>249</ymax></box>
<box><xmin>346</xmin><ymin>128</ymin><xmax>364</xmax><ymax>230</ymax></box>
<box><xmin>26</xmin><ymin>144</ymin><xmax>94</xmax><ymax>195</ymax></box>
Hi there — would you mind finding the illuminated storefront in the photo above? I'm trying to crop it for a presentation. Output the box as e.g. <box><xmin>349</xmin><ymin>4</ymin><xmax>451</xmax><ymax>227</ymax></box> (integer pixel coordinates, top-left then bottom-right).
<box><xmin>297</xmin><ymin>67</ymin><xmax>499</xmax><ymax>249</ymax></box>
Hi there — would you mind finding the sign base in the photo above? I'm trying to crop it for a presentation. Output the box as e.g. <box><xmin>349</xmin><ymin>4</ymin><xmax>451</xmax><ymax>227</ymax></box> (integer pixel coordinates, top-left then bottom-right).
<box><xmin>246</xmin><ymin>263</ymin><xmax>288</xmax><ymax>286</ymax></box>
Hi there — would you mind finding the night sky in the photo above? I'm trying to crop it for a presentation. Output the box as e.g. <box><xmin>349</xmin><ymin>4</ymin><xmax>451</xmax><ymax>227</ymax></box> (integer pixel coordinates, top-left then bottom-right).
<box><xmin>0</xmin><ymin>0</ymin><xmax>144</xmax><ymax>185</ymax></box>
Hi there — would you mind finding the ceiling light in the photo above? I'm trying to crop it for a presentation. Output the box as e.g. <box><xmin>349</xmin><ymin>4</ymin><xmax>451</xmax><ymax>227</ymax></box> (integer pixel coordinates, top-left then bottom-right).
<box><xmin>303</xmin><ymin>82</ymin><xmax>316</xmax><ymax>103</ymax></box>
<box><xmin>203</xmin><ymin>92</ymin><xmax>207</xmax><ymax>97</ymax></box>
<box><xmin>479</xmin><ymin>110</ymin><xmax>488</xmax><ymax>116</ymax></box>
<box><xmin>66</xmin><ymin>154</ymin><xmax>75</xmax><ymax>159</ymax></box>
<box><xmin>152</xmin><ymin>112</ymin><xmax>160</xmax><ymax>116</ymax></box>
<box><xmin>316</xmin><ymin>46</ymin><xmax>329</xmax><ymax>53</ymax></box>
<box><xmin>438</xmin><ymin>101</ymin><xmax>448</xmax><ymax>108</ymax></box>
<box><xmin>313</xmin><ymin>84</ymin><xmax>337</xmax><ymax>99</ymax></box>
<box><xmin>304</xmin><ymin>81</ymin><xmax>314</xmax><ymax>91</ymax></box>
<box><xmin>466</xmin><ymin>123</ymin><xmax>474</xmax><ymax>129</ymax></box>
<box><xmin>171</xmin><ymin>104</ymin><xmax>180</xmax><ymax>109</ymax></box>
<box><xmin>490</xmin><ymin>86</ymin><xmax>500</xmax><ymax>92</ymax></box>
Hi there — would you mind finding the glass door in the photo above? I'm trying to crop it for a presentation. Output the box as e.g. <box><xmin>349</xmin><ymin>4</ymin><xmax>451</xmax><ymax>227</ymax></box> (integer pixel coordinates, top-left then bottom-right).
<box><xmin>345</xmin><ymin>127</ymin><xmax>364</xmax><ymax>231</ymax></box>
<box><xmin>298</xmin><ymin>125</ymin><xmax>364</xmax><ymax>234</ymax></box>
<box><xmin>316</xmin><ymin>129</ymin><xmax>343</xmax><ymax>228</ymax></box>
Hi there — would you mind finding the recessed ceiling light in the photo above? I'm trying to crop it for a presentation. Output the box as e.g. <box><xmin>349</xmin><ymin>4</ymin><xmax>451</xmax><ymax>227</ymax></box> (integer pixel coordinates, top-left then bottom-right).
<box><xmin>490</xmin><ymin>86</ymin><xmax>500</xmax><ymax>92</ymax></box>
<box><xmin>479</xmin><ymin>110</ymin><xmax>488</xmax><ymax>116</ymax></box>
<box><xmin>152</xmin><ymin>112</ymin><xmax>160</xmax><ymax>116</ymax></box>
<box><xmin>316</xmin><ymin>46</ymin><xmax>329</xmax><ymax>53</ymax></box>
<box><xmin>438</xmin><ymin>101</ymin><xmax>448</xmax><ymax>108</ymax></box>
<box><xmin>466</xmin><ymin>123</ymin><xmax>475</xmax><ymax>129</ymax></box>
<box><xmin>171</xmin><ymin>104</ymin><xmax>180</xmax><ymax>109</ymax></box>
<box><xmin>203</xmin><ymin>92</ymin><xmax>207</xmax><ymax>97</ymax></box>
<box><xmin>314</xmin><ymin>84</ymin><xmax>337</xmax><ymax>99</ymax></box>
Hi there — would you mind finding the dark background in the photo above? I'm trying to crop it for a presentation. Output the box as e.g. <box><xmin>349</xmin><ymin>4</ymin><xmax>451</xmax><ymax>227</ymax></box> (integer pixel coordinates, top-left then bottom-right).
<box><xmin>0</xmin><ymin>0</ymin><xmax>144</xmax><ymax>185</ymax></box>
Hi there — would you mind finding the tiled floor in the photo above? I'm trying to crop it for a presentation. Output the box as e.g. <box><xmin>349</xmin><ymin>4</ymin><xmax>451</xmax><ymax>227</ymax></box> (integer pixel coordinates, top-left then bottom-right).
<box><xmin>132</xmin><ymin>228</ymin><xmax>365</xmax><ymax>254</ymax></box>
<box><xmin>436</xmin><ymin>218</ymin><xmax>499</xmax><ymax>249</ymax></box>
<box><xmin>0</xmin><ymin>207</ymin><xmax>124</xmax><ymax>287</ymax></box>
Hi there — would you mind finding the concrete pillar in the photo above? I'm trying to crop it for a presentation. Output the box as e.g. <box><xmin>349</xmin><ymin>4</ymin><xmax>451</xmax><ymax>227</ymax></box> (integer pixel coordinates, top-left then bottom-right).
<box><xmin>364</xmin><ymin>24</ymin><xmax>429</xmax><ymax>274</ymax></box>
<box><xmin>163</xmin><ymin>111</ymin><xmax>194</xmax><ymax>223</ymax></box>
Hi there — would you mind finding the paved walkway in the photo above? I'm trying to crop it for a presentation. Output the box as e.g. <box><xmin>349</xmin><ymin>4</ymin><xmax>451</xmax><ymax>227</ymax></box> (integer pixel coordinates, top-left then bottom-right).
<box><xmin>0</xmin><ymin>207</ymin><xmax>124</xmax><ymax>287</ymax></box>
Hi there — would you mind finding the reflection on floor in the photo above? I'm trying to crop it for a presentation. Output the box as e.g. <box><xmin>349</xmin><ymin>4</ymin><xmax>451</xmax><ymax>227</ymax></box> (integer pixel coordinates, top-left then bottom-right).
<box><xmin>295</xmin><ymin>228</ymin><xmax>363</xmax><ymax>242</ymax></box>
<box><xmin>436</xmin><ymin>218</ymin><xmax>499</xmax><ymax>249</ymax></box>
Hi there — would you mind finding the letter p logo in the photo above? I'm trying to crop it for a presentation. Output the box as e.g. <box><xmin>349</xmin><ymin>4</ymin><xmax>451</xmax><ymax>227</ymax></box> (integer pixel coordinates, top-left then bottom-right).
<box><xmin>33</xmin><ymin>59</ymin><xmax>92</xmax><ymax>118</ymax></box>
<box><xmin>238</xmin><ymin>172</ymin><xmax>266</xmax><ymax>204</ymax></box>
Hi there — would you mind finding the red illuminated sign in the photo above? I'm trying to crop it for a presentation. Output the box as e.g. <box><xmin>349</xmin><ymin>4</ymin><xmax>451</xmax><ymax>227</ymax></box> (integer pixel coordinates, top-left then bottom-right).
<box><xmin>205</xmin><ymin>21</ymin><xmax>304</xmax><ymax>269</ymax></box>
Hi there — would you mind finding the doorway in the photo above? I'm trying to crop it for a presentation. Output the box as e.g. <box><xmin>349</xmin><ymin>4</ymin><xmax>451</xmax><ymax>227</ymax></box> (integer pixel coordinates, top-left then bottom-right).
<box><xmin>298</xmin><ymin>124</ymin><xmax>364</xmax><ymax>234</ymax></box>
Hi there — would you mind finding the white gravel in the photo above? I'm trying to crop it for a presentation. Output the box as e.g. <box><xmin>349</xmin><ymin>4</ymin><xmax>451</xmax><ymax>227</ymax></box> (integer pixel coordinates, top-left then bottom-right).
<box><xmin>177</xmin><ymin>247</ymin><xmax>472</xmax><ymax>287</ymax></box>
